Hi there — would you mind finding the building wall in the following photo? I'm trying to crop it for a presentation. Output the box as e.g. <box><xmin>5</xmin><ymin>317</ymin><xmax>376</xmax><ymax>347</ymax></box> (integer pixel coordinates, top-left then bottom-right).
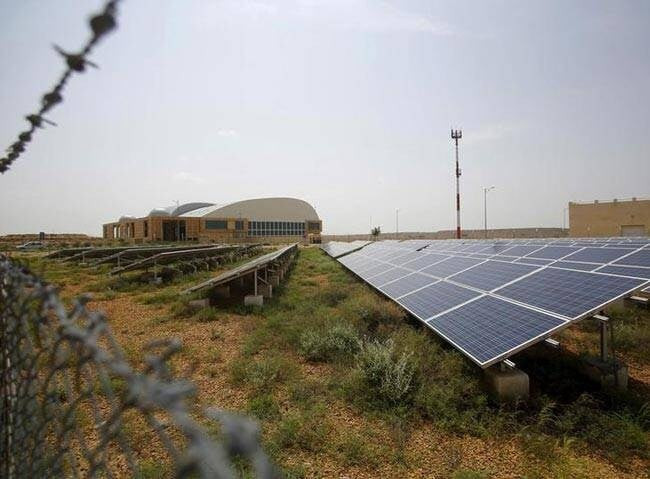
<box><xmin>102</xmin><ymin>216</ymin><xmax>321</xmax><ymax>243</ymax></box>
<box><xmin>569</xmin><ymin>199</ymin><xmax>650</xmax><ymax>237</ymax></box>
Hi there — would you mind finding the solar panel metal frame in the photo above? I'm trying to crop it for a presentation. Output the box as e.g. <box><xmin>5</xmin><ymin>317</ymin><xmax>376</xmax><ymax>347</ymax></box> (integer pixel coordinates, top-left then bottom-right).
<box><xmin>182</xmin><ymin>243</ymin><xmax>298</xmax><ymax>294</ymax></box>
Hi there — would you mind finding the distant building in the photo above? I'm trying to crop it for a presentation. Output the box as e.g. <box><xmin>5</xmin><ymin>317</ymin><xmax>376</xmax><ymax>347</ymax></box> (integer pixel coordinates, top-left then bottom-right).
<box><xmin>102</xmin><ymin>197</ymin><xmax>322</xmax><ymax>244</ymax></box>
<box><xmin>569</xmin><ymin>197</ymin><xmax>650</xmax><ymax>237</ymax></box>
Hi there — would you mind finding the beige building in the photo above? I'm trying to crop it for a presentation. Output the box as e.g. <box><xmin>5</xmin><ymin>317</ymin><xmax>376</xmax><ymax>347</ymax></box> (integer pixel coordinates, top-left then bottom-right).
<box><xmin>569</xmin><ymin>197</ymin><xmax>650</xmax><ymax>237</ymax></box>
<box><xmin>102</xmin><ymin>197</ymin><xmax>322</xmax><ymax>244</ymax></box>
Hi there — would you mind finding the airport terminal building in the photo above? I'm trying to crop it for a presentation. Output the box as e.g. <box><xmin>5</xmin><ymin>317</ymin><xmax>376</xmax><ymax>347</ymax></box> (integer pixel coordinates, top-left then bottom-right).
<box><xmin>102</xmin><ymin>197</ymin><xmax>322</xmax><ymax>244</ymax></box>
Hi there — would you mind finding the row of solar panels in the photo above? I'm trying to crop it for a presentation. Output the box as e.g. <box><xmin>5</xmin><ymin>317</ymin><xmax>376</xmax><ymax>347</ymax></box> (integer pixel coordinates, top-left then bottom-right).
<box><xmin>109</xmin><ymin>245</ymin><xmax>256</xmax><ymax>275</ymax></box>
<box><xmin>182</xmin><ymin>243</ymin><xmax>298</xmax><ymax>294</ymax></box>
<box><xmin>321</xmin><ymin>240</ymin><xmax>371</xmax><ymax>258</ymax></box>
<box><xmin>331</xmin><ymin>240</ymin><xmax>649</xmax><ymax>368</ymax></box>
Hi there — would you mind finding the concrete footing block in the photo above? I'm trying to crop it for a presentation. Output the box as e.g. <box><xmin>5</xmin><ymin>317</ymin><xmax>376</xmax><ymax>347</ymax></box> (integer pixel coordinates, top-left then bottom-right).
<box><xmin>484</xmin><ymin>366</ymin><xmax>529</xmax><ymax>403</ymax></box>
<box><xmin>580</xmin><ymin>357</ymin><xmax>628</xmax><ymax>390</ymax></box>
<box><xmin>258</xmin><ymin>284</ymin><xmax>272</xmax><ymax>298</ymax></box>
<box><xmin>189</xmin><ymin>298</ymin><xmax>210</xmax><ymax>309</ymax></box>
<box><xmin>269</xmin><ymin>275</ymin><xmax>280</xmax><ymax>287</ymax></box>
<box><xmin>244</xmin><ymin>295</ymin><xmax>264</xmax><ymax>306</ymax></box>
<box><xmin>213</xmin><ymin>285</ymin><xmax>230</xmax><ymax>299</ymax></box>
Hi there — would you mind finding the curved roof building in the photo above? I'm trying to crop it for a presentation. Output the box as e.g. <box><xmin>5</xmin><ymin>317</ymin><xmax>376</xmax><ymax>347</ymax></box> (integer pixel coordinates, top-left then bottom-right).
<box><xmin>103</xmin><ymin>197</ymin><xmax>322</xmax><ymax>244</ymax></box>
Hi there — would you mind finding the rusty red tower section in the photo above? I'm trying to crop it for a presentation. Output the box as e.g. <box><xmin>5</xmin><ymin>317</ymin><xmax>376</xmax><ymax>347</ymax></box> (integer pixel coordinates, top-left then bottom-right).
<box><xmin>451</xmin><ymin>129</ymin><xmax>462</xmax><ymax>239</ymax></box>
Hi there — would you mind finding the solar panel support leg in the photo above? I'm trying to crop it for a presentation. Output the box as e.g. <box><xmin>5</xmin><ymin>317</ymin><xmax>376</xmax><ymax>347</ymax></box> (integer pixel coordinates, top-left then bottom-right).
<box><xmin>254</xmin><ymin>268</ymin><xmax>258</xmax><ymax>296</ymax></box>
<box><xmin>599</xmin><ymin>318</ymin><xmax>609</xmax><ymax>363</ymax></box>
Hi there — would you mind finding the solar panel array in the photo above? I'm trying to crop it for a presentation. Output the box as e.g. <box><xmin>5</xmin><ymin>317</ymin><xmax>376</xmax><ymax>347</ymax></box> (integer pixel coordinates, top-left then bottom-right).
<box><xmin>335</xmin><ymin>237</ymin><xmax>650</xmax><ymax>368</ymax></box>
<box><xmin>183</xmin><ymin>243</ymin><xmax>298</xmax><ymax>294</ymax></box>
<box><xmin>321</xmin><ymin>240</ymin><xmax>372</xmax><ymax>258</ymax></box>
<box><xmin>109</xmin><ymin>245</ymin><xmax>252</xmax><ymax>275</ymax></box>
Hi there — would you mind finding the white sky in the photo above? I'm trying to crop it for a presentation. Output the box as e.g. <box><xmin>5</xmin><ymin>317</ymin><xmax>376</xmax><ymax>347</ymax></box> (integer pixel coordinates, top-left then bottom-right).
<box><xmin>1</xmin><ymin>0</ymin><xmax>649</xmax><ymax>236</ymax></box>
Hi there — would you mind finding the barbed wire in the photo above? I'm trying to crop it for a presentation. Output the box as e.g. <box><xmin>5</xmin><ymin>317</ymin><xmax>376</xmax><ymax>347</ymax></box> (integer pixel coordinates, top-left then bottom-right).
<box><xmin>0</xmin><ymin>255</ymin><xmax>277</xmax><ymax>478</ymax></box>
<box><xmin>0</xmin><ymin>0</ymin><xmax>121</xmax><ymax>175</ymax></box>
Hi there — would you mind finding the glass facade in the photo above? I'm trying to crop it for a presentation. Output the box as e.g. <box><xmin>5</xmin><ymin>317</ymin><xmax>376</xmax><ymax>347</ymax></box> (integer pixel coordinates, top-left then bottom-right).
<box><xmin>248</xmin><ymin>221</ymin><xmax>305</xmax><ymax>237</ymax></box>
<box><xmin>206</xmin><ymin>220</ymin><xmax>228</xmax><ymax>230</ymax></box>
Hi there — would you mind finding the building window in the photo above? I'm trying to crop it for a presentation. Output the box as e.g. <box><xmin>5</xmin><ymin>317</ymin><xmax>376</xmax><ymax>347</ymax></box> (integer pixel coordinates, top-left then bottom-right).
<box><xmin>235</xmin><ymin>220</ymin><xmax>244</xmax><ymax>230</ymax></box>
<box><xmin>307</xmin><ymin>221</ymin><xmax>320</xmax><ymax>232</ymax></box>
<box><xmin>206</xmin><ymin>220</ymin><xmax>228</xmax><ymax>230</ymax></box>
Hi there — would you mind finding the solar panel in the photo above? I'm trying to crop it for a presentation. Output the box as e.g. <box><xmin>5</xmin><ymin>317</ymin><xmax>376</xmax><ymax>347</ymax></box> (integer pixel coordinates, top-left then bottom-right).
<box><xmin>514</xmin><ymin>257</ymin><xmax>553</xmax><ymax>266</ymax></box>
<box><xmin>449</xmin><ymin>260</ymin><xmax>538</xmax><ymax>291</ymax></box>
<box><xmin>333</xmin><ymin>238</ymin><xmax>650</xmax><ymax>368</ymax></box>
<box><xmin>379</xmin><ymin>273</ymin><xmax>437</xmax><ymax>298</ymax></box>
<box><xmin>397</xmin><ymin>281</ymin><xmax>480</xmax><ymax>320</ymax></box>
<box><xmin>358</xmin><ymin>262</ymin><xmax>394</xmax><ymax>279</ymax></box>
<box><xmin>477</xmin><ymin>244</ymin><xmax>514</xmax><ymax>255</ymax></box>
<box><xmin>389</xmin><ymin>251</ymin><xmax>425</xmax><ymax>266</ymax></box>
<box><xmin>595</xmin><ymin>265</ymin><xmax>650</xmax><ymax>279</ymax></box>
<box><xmin>421</xmin><ymin>257</ymin><xmax>484</xmax><ymax>278</ymax></box>
<box><xmin>563</xmin><ymin>247</ymin><xmax>633</xmax><ymax>264</ymax></box>
<box><xmin>552</xmin><ymin>261</ymin><xmax>600</xmax><ymax>272</ymax></box>
<box><xmin>496</xmin><ymin>267</ymin><xmax>646</xmax><ymax>319</ymax></box>
<box><xmin>401</xmin><ymin>253</ymin><xmax>449</xmax><ymax>270</ymax></box>
<box><xmin>428</xmin><ymin>296</ymin><xmax>566</xmax><ymax>366</ymax></box>
<box><xmin>526</xmin><ymin>246</ymin><xmax>581</xmax><ymax>260</ymax></box>
<box><xmin>613</xmin><ymin>249</ymin><xmax>650</xmax><ymax>268</ymax></box>
<box><xmin>367</xmin><ymin>267</ymin><xmax>410</xmax><ymax>287</ymax></box>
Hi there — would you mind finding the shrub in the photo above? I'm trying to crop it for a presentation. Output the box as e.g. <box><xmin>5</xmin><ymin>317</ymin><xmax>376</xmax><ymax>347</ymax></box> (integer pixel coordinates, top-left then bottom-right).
<box><xmin>247</xmin><ymin>393</ymin><xmax>280</xmax><ymax>420</ymax></box>
<box><xmin>336</xmin><ymin>431</ymin><xmax>377</xmax><ymax>467</ymax></box>
<box><xmin>318</xmin><ymin>285</ymin><xmax>348</xmax><ymax>306</ymax></box>
<box><xmin>194</xmin><ymin>307</ymin><xmax>220</xmax><ymax>322</ymax></box>
<box><xmin>272</xmin><ymin>408</ymin><xmax>328</xmax><ymax>452</ymax></box>
<box><xmin>356</xmin><ymin>339</ymin><xmax>416</xmax><ymax>406</ymax></box>
<box><xmin>299</xmin><ymin>324</ymin><xmax>359</xmax><ymax>362</ymax></box>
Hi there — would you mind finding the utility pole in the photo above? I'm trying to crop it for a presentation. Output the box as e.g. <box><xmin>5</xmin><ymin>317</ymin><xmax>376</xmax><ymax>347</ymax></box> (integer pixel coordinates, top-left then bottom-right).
<box><xmin>451</xmin><ymin>129</ymin><xmax>462</xmax><ymax>239</ymax></box>
<box><xmin>483</xmin><ymin>186</ymin><xmax>495</xmax><ymax>239</ymax></box>
<box><xmin>395</xmin><ymin>209</ymin><xmax>399</xmax><ymax>239</ymax></box>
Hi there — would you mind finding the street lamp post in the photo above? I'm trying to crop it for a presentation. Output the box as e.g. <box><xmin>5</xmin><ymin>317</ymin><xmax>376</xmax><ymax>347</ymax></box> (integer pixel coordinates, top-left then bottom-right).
<box><xmin>483</xmin><ymin>186</ymin><xmax>495</xmax><ymax>239</ymax></box>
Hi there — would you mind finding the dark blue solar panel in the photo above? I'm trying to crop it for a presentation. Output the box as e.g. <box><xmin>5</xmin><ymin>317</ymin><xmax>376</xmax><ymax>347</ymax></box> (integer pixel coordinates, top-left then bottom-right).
<box><xmin>348</xmin><ymin>258</ymin><xmax>380</xmax><ymax>274</ymax></box>
<box><xmin>367</xmin><ymin>267</ymin><xmax>410</xmax><ymax>287</ymax></box>
<box><xmin>478</xmin><ymin>244</ymin><xmax>514</xmax><ymax>255</ymax></box>
<box><xmin>358</xmin><ymin>263</ymin><xmax>394</xmax><ymax>278</ymax></box>
<box><xmin>526</xmin><ymin>246</ymin><xmax>581</xmax><ymax>260</ymax></box>
<box><xmin>380</xmin><ymin>273</ymin><xmax>437</xmax><ymax>298</ymax></box>
<box><xmin>563</xmin><ymin>247</ymin><xmax>633</xmax><ymax>264</ymax></box>
<box><xmin>401</xmin><ymin>253</ymin><xmax>449</xmax><ymax>271</ymax></box>
<box><xmin>552</xmin><ymin>261</ymin><xmax>600</xmax><ymax>272</ymax></box>
<box><xmin>595</xmin><ymin>265</ymin><xmax>650</xmax><ymax>280</ymax></box>
<box><xmin>421</xmin><ymin>257</ymin><xmax>484</xmax><ymax>278</ymax></box>
<box><xmin>428</xmin><ymin>296</ymin><xmax>566</xmax><ymax>365</ymax></box>
<box><xmin>498</xmin><ymin>245</ymin><xmax>543</xmax><ymax>257</ymax></box>
<box><xmin>496</xmin><ymin>268</ymin><xmax>646</xmax><ymax>318</ymax></box>
<box><xmin>514</xmin><ymin>257</ymin><xmax>553</xmax><ymax>266</ymax></box>
<box><xmin>450</xmin><ymin>260</ymin><xmax>538</xmax><ymax>291</ymax></box>
<box><xmin>613</xmin><ymin>249</ymin><xmax>650</xmax><ymax>268</ymax></box>
<box><xmin>397</xmin><ymin>281</ymin><xmax>480</xmax><ymax>320</ymax></box>
<box><xmin>389</xmin><ymin>251</ymin><xmax>424</xmax><ymax>266</ymax></box>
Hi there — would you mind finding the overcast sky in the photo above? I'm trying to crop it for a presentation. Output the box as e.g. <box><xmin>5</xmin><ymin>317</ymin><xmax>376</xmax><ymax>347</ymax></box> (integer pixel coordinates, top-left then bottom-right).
<box><xmin>1</xmin><ymin>0</ymin><xmax>649</xmax><ymax>236</ymax></box>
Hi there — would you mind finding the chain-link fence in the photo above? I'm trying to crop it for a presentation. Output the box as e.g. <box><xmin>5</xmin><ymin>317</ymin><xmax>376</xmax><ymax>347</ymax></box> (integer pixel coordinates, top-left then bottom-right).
<box><xmin>0</xmin><ymin>255</ymin><xmax>277</xmax><ymax>478</ymax></box>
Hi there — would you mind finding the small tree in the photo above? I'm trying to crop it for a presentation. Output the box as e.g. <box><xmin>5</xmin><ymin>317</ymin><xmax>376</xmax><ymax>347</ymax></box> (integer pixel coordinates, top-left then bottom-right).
<box><xmin>371</xmin><ymin>226</ymin><xmax>381</xmax><ymax>240</ymax></box>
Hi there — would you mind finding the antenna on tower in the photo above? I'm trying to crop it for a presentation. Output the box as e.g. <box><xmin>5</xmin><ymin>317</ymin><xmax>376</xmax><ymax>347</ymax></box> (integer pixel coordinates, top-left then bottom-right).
<box><xmin>451</xmin><ymin>129</ymin><xmax>463</xmax><ymax>239</ymax></box>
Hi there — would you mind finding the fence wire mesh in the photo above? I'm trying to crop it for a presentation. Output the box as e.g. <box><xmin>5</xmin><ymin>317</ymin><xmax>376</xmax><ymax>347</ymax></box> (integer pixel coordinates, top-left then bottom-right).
<box><xmin>0</xmin><ymin>255</ymin><xmax>276</xmax><ymax>478</ymax></box>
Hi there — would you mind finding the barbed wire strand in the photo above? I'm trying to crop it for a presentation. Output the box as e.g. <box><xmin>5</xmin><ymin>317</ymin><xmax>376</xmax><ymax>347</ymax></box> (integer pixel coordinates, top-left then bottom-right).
<box><xmin>0</xmin><ymin>0</ymin><xmax>121</xmax><ymax>174</ymax></box>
